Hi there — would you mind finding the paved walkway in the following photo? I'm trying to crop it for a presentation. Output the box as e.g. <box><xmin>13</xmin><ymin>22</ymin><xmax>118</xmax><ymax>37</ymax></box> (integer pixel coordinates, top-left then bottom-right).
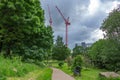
<box><xmin>52</xmin><ymin>68</ymin><xmax>75</xmax><ymax>80</ymax></box>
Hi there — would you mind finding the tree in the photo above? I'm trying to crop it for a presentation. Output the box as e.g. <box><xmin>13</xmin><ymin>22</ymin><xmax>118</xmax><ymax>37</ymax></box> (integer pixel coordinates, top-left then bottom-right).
<box><xmin>89</xmin><ymin>39</ymin><xmax>107</xmax><ymax>68</ymax></box>
<box><xmin>101</xmin><ymin>8</ymin><xmax>120</xmax><ymax>41</ymax></box>
<box><xmin>0</xmin><ymin>0</ymin><xmax>53</xmax><ymax>59</ymax></box>
<box><xmin>89</xmin><ymin>39</ymin><xmax>120</xmax><ymax>71</ymax></box>
<box><xmin>88</xmin><ymin>7</ymin><xmax>120</xmax><ymax>71</ymax></box>
<box><xmin>52</xmin><ymin>36</ymin><xmax>70</xmax><ymax>60</ymax></box>
<box><xmin>99</xmin><ymin>7</ymin><xmax>120</xmax><ymax>71</ymax></box>
<box><xmin>72</xmin><ymin>44</ymin><xmax>84</xmax><ymax>57</ymax></box>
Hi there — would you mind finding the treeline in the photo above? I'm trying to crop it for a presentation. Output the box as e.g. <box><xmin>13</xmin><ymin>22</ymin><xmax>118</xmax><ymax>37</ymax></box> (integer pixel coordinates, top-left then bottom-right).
<box><xmin>88</xmin><ymin>8</ymin><xmax>120</xmax><ymax>71</ymax></box>
<box><xmin>0</xmin><ymin>0</ymin><xmax>53</xmax><ymax>62</ymax></box>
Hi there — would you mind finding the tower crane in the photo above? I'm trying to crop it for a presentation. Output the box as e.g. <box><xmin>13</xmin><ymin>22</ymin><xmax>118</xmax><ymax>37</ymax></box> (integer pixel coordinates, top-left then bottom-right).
<box><xmin>47</xmin><ymin>5</ymin><xmax>52</xmax><ymax>27</ymax></box>
<box><xmin>56</xmin><ymin>6</ymin><xmax>70</xmax><ymax>47</ymax></box>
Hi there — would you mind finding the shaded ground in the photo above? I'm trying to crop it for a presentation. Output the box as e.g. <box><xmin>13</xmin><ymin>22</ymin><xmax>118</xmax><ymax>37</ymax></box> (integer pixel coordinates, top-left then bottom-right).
<box><xmin>52</xmin><ymin>68</ymin><xmax>75</xmax><ymax>80</ymax></box>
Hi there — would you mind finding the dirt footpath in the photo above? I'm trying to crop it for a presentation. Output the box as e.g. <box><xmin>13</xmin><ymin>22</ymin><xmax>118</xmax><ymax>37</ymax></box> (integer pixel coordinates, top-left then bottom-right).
<box><xmin>52</xmin><ymin>68</ymin><xmax>75</xmax><ymax>80</ymax></box>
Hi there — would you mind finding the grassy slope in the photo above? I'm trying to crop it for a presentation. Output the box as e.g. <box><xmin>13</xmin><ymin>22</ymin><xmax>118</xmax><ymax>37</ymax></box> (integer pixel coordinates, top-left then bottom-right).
<box><xmin>0</xmin><ymin>56</ymin><xmax>52</xmax><ymax>80</ymax></box>
<box><xmin>0</xmin><ymin>56</ymin><xmax>39</xmax><ymax>77</ymax></box>
<box><xmin>8</xmin><ymin>68</ymin><xmax>52</xmax><ymax>80</ymax></box>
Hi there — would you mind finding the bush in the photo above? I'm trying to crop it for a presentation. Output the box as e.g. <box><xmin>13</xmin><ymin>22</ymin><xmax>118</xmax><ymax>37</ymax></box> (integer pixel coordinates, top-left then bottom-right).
<box><xmin>89</xmin><ymin>39</ymin><xmax>120</xmax><ymax>71</ymax></box>
<box><xmin>35</xmin><ymin>61</ymin><xmax>46</xmax><ymax>68</ymax></box>
<box><xmin>65</xmin><ymin>56</ymin><xmax>72</xmax><ymax>67</ymax></box>
<box><xmin>71</xmin><ymin>55</ymin><xmax>82</xmax><ymax>76</ymax></box>
<box><xmin>0</xmin><ymin>74</ymin><xmax>6</xmax><ymax>80</ymax></box>
<box><xmin>58</xmin><ymin>61</ymin><xmax>64</xmax><ymax>67</ymax></box>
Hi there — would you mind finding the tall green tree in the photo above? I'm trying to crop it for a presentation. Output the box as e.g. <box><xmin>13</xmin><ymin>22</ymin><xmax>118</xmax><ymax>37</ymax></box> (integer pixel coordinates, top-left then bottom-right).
<box><xmin>52</xmin><ymin>36</ymin><xmax>70</xmax><ymax>60</ymax></box>
<box><xmin>99</xmin><ymin>7</ymin><xmax>120</xmax><ymax>71</ymax></box>
<box><xmin>0</xmin><ymin>0</ymin><xmax>53</xmax><ymax>59</ymax></box>
<box><xmin>101</xmin><ymin>8</ymin><xmax>120</xmax><ymax>41</ymax></box>
<box><xmin>89</xmin><ymin>39</ymin><xmax>107</xmax><ymax>68</ymax></box>
<box><xmin>72</xmin><ymin>44</ymin><xmax>84</xmax><ymax>57</ymax></box>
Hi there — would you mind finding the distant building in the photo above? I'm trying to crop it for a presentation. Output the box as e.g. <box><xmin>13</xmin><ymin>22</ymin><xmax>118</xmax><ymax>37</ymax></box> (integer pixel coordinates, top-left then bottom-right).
<box><xmin>81</xmin><ymin>42</ymin><xmax>86</xmax><ymax>48</ymax></box>
<box><xmin>75</xmin><ymin>42</ymin><xmax>93</xmax><ymax>48</ymax></box>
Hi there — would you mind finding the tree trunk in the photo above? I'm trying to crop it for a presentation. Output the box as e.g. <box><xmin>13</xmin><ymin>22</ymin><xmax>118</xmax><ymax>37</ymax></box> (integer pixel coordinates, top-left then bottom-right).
<box><xmin>5</xmin><ymin>43</ymin><xmax>11</xmax><ymax>57</ymax></box>
<box><xmin>0</xmin><ymin>42</ymin><xmax>2</xmax><ymax>53</ymax></box>
<box><xmin>6</xmin><ymin>47</ymin><xmax>10</xmax><ymax>56</ymax></box>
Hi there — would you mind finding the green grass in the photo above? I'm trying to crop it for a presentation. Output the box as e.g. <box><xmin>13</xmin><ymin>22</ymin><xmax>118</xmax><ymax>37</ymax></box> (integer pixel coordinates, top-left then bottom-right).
<box><xmin>52</xmin><ymin>62</ymin><xmax>120</xmax><ymax>80</ymax></box>
<box><xmin>36</xmin><ymin>68</ymin><xmax>52</xmax><ymax>80</ymax></box>
<box><xmin>0</xmin><ymin>56</ymin><xmax>52</xmax><ymax>80</ymax></box>
<box><xmin>76</xmin><ymin>68</ymin><xmax>101</xmax><ymax>80</ymax></box>
<box><xmin>0</xmin><ymin>56</ymin><xmax>40</xmax><ymax>78</ymax></box>
<box><xmin>8</xmin><ymin>68</ymin><xmax>52</xmax><ymax>80</ymax></box>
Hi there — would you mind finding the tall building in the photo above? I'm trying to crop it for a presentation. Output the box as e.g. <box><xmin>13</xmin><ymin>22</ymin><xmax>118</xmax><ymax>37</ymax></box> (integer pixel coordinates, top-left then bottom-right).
<box><xmin>81</xmin><ymin>42</ymin><xmax>86</xmax><ymax>48</ymax></box>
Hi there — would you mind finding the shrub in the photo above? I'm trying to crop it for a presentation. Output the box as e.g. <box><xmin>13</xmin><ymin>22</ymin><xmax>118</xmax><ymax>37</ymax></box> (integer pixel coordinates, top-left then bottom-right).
<box><xmin>71</xmin><ymin>55</ymin><xmax>82</xmax><ymax>76</ymax></box>
<box><xmin>65</xmin><ymin>56</ymin><xmax>72</xmax><ymax>67</ymax></box>
<box><xmin>58</xmin><ymin>61</ymin><xmax>64</xmax><ymax>67</ymax></box>
<box><xmin>0</xmin><ymin>74</ymin><xmax>6</xmax><ymax>80</ymax></box>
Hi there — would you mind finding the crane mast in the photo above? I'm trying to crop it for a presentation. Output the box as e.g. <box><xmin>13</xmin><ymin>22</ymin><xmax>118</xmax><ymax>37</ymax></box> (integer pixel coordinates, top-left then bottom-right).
<box><xmin>56</xmin><ymin>6</ymin><xmax>70</xmax><ymax>47</ymax></box>
<box><xmin>47</xmin><ymin>5</ymin><xmax>52</xmax><ymax>27</ymax></box>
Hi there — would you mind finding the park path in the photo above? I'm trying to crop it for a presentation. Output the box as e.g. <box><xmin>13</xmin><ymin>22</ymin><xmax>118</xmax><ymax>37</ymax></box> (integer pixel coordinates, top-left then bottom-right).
<box><xmin>52</xmin><ymin>68</ymin><xmax>75</xmax><ymax>80</ymax></box>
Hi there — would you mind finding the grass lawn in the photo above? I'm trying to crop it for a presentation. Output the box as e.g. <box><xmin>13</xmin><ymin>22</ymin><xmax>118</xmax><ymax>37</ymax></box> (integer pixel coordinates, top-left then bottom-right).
<box><xmin>8</xmin><ymin>68</ymin><xmax>52</xmax><ymax>80</ymax></box>
<box><xmin>58</xmin><ymin>64</ymin><xmax>101</xmax><ymax>80</ymax></box>
<box><xmin>76</xmin><ymin>68</ymin><xmax>101</xmax><ymax>80</ymax></box>
<box><xmin>52</xmin><ymin>62</ymin><xmax>120</xmax><ymax>80</ymax></box>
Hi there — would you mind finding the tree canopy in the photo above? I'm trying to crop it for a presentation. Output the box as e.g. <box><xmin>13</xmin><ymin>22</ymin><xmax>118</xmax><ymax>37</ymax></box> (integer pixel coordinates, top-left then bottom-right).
<box><xmin>0</xmin><ymin>0</ymin><xmax>53</xmax><ymax>61</ymax></box>
<box><xmin>52</xmin><ymin>36</ymin><xmax>70</xmax><ymax>60</ymax></box>
<box><xmin>101</xmin><ymin>8</ymin><xmax>120</xmax><ymax>41</ymax></box>
<box><xmin>72</xmin><ymin>44</ymin><xmax>84</xmax><ymax>57</ymax></box>
<box><xmin>88</xmin><ymin>8</ymin><xmax>120</xmax><ymax>71</ymax></box>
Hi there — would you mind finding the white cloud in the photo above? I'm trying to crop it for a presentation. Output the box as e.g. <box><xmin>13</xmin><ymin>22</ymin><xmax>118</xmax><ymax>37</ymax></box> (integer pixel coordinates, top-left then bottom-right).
<box><xmin>105</xmin><ymin>1</ymin><xmax>120</xmax><ymax>13</ymax></box>
<box><xmin>90</xmin><ymin>29</ymin><xmax>104</xmax><ymax>41</ymax></box>
<box><xmin>88</xmin><ymin>0</ymin><xmax>100</xmax><ymax>15</ymax></box>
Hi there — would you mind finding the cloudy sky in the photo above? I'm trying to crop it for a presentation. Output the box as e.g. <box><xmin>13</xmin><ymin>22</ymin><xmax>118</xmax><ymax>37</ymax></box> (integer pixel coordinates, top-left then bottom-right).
<box><xmin>40</xmin><ymin>0</ymin><xmax>120</xmax><ymax>48</ymax></box>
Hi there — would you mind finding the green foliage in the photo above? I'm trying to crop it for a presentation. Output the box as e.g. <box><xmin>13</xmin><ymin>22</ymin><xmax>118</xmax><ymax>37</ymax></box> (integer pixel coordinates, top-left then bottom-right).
<box><xmin>23</xmin><ymin>46</ymin><xmax>44</xmax><ymax>62</ymax></box>
<box><xmin>66</xmin><ymin>56</ymin><xmax>72</xmax><ymax>67</ymax></box>
<box><xmin>52</xmin><ymin>36</ymin><xmax>70</xmax><ymax>60</ymax></box>
<box><xmin>55</xmin><ymin>62</ymin><xmax>105</xmax><ymax>80</ymax></box>
<box><xmin>35</xmin><ymin>61</ymin><xmax>46</xmax><ymax>68</ymax></box>
<box><xmin>89</xmin><ymin>7</ymin><xmax>120</xmax><ymax>71</ymax></box>
<box><xmin>0</xmin><ymin>74</ymin><xmax>6</xmax><ymax>80</ymax></box>
<box><xmin>71</xmin><ymin>55</ymin><xmax>82</xmax><ymax>71</ymax></box>
<box><xmin>101</xmin><ymin>8</ymin><xmax>120</xmax><ymax>40</ymax></box>
<box><xmin>58</xmin><ymin>61</ymin><xmax>64</xmax><ymax>67</ymax></box>
<box><xmin>89</xmin><ymin>39</ymin><xmax>106</xmax><ymax>68</ymax></box>
<box><xmin>0</xmin><ymin>0</ymin><xmax>53</xmax><ymax>60</ymax></box>
<box><xmin>0</xmin><ymin>56</ymin><xmax>40</xmax><ymax>77</ymax></box>
<box><xmin>72</xmin><ymin>44</ymin><xmax>84</xmax><ymax>57</ymax></box>
<box><xmin>89</xmin><ymin>39</ymin><xmax>120</xmax><ymax>71</ymax></box>
<box><xmin>36</xmin><ymin>68</ymin><xmax>52</xmax><ymax>80</ymax></box>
